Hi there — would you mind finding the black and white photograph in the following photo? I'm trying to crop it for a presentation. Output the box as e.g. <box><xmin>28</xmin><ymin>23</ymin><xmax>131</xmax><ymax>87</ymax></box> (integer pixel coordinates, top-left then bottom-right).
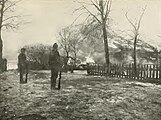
<box><xmin>0</xmin><ymin>0</ymin><xmax>161</xmax><ymax>120</ymax></box>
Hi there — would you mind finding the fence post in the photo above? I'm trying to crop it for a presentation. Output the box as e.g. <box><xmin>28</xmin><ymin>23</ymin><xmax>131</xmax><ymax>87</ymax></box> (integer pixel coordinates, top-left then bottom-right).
<box><xmin>159</xmin><ymin>64</ymin><xmax>161</xmax><ymax>80</ymax></box>
<box><xmin>152</xmin><ymin>65</ymin><xmax>155</xmax><ymax>79</ymax></box>
<box><xmin>138</xmin><ymin>64</ymin><xmax>141</xmax><ymax>80</ymax></box>
<box><xmin>143</xmin><ymin>64</ymin><xmax>146</xmax><ymax>80</ymax></box>
<box><xmin>92</xmin><ymin>64</ymin><xmax>94</xmax><ymax>75</ymax></box>
<box><xmin>98</xmin><ymin>64</ymin><xmax>100</xmax><ymax>76</ymax></box>
<box><xmin>156</xmin><ymin>64</ymin><xmax>158</xmax><ymax>79</ymax></box>
<box><xmin>114</xmin><ymin>64</ymin><xmax>117</xmax><ymax>77</ymax></box>
<box><xmin>146</xmin><ymin>64</ymin><xmax>149</xmax><ymax>79</ymax></box>
<box><xmin>129</xmin><ymin>64</ymin><xmax>131</xmax><ymax>79</ymax></box>
<box><xmin>150</xmin><ymin>65</ymin><xmax>152</xmax><ymax>79</ymax></box>
<box><xmin>87</xmin><ymin>63</ymin><xmax>90</xmax><ymax>75</ymax></box>
<box><xmin>110</xmin><ymin>64</ymin><xmax>112</xmax><ymax>77</ymax></box>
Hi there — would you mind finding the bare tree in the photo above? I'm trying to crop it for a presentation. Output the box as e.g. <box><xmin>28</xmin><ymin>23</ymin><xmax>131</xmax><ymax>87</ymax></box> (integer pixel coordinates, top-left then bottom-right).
<box><xmin>59</xmin><ymin>26</ymin><xmax>82</xmax><ymax>61</ymax></box>
<box><xmin>59</xmin><ymin>27</ymin><xmax>73</xmax><ymax>59</ymax></box>
<box><xmin>58</xmin><ymin>26</ymin><xmax>83</xmax><ymax>73</ymax></box>
<box><xmin>76</xmin><ymin>0</ymin><xmax>112</xmax><ymax>74</ymax></box>
<box><xmin>125</xmin><ymin>6</ymin><xmax>146</xmax><ymax>78</ymax></box>
<box><xmin>0</xmin><ymin>0</ymin><xmax>22</xmax><ymax>70</ymax></box>
<box><xmin>70</xmin><ymin>35</ymin><xmax>80</xmax><ymax>63</ymax></box>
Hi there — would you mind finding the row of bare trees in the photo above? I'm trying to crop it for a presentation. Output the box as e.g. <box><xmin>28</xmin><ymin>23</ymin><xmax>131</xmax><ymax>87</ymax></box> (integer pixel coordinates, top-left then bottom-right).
<box><xmin>59</xmin><ymin>0</ymin><xmax>147</xmax><ymax>78</ymax></box>
<box><xmin>81</xmin><ymin>0</ymin><xmax>147</xmax><ymax>78</ymax></box>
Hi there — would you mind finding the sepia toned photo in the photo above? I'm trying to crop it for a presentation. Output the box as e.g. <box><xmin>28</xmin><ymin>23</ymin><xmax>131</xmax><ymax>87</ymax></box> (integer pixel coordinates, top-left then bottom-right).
<box><xmin>0</xmin><ymin>0</ymin><xmax>161</xmax><ymax>120</ymax></box>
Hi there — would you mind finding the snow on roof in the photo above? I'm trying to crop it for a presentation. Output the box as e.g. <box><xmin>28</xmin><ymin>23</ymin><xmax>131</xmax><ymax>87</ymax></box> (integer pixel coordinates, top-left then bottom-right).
<box><xmin>143</xmin><ymin>47</ymin><xmax>154</xmax><ymax>52</ymax></box>
<box><xmin>85</xmin><ymin>56</ymin><xmax>95</xmax><ymax>63</ymax></box>
<box><xmin>109</xmin><ymin>42</ymin><xmax>118</xmax><ymax>49</ymax></box>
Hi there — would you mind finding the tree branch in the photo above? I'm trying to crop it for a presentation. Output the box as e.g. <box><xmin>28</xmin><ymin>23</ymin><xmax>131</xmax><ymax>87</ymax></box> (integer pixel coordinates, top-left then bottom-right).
<box><xmin>104</xmin><ymin>0</ymin><xmax>112</xmax><ymax>21</ymax></box>
<box><xmin>3</xmin><ymin>0</ymin><xmax>21</xmax><ymax>13</ymax></box>
<box><xmin>90</xmin><ymin>0</ymin><xmax>102</xmax><ymax>13</ymax></box>
<box><xmin>71</xmin><ymin>11</ymin><xmax>88</xmax><ymax>26</ymax></box>
<box><xmin>137</xmin><ymin>5</ymin><xmax>147</xmax><ymax>31</ymax></box>
<box><xmin>125</xmin><ymin>12</ymin><xmax>137</xmax><ymax>31</ymax></box>
<box><xmin>78</xmin><ymin>1</ymin><xmax>102</xmax><ymax>24</ymax></box>
<box><xmin>3</xmin><ymin>15</ymin><xmax>20</xmax><ymax>22</ymax></box>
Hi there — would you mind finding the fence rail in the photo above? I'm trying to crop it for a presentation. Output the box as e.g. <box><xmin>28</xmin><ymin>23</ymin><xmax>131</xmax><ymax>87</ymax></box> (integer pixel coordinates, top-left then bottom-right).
<box><xmin>87</xmin><ymin>63</ymin><xmax>161</xmax><ymax>81</ymax></box>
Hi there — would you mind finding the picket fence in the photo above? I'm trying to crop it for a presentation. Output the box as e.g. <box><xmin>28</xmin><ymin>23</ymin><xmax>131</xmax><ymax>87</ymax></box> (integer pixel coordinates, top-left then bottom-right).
<box><xmin>87</xmin><ymin>63</ymin><xmax>161</xmax><ymax>81</ymax></box>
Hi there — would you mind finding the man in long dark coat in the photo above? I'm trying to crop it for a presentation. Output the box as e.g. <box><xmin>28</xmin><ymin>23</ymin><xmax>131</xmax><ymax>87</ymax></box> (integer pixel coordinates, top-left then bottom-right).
<box><xmin>18</xmin><ymin>48</ymin><xmax>28</xmax><ymax>84</ymax></box>
<box><xmin>48</xmin><ymin>43</ymin><xmax>61</xmax><ymax>90</ymax></box>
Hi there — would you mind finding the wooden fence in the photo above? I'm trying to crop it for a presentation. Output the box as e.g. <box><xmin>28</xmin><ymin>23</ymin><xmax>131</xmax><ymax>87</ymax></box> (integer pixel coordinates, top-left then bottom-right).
<box><xmin>87</xmin><ymin>63</ymin><xmax>161</xmax><ymax>81</ymax></box>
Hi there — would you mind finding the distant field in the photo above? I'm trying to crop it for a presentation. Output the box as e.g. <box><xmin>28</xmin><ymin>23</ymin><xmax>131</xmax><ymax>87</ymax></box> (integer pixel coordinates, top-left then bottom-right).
<box><xmin>7</xmin><ymin>60</ymin><xmax>17</xmax><ymax>70</ymax></box>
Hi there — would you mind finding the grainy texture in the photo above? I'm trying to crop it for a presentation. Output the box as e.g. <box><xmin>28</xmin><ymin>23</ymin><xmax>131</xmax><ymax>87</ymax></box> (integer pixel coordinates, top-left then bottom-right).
<box><xmin>0</xmin><ymin>70</ymin><xmax>161</xmax><ymax>120</ymax></box>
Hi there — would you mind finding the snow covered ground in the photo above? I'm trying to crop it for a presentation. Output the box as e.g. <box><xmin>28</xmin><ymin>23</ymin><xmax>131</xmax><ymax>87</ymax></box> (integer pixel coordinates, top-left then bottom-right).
<box><xmin>7</xmin><ymin>60</ymin><xmax>17</xmax><ymax>70</ymax></box>
<box><xmin>0</xmin><ymin>70</ymin><xmax>161</xmax><ymax>120</ymax></box>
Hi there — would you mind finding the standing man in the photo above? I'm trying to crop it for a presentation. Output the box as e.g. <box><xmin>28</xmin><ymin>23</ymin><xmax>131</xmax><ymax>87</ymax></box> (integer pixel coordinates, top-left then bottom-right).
<box><xmin>18</xmin><ymin>48</ymin><xmax>28</xmax><ymax>84</ymax></box>
<box><xmin>48</xmin><ymin>43</ymin><xmax>61</xmax><ymax>90</ymax></box>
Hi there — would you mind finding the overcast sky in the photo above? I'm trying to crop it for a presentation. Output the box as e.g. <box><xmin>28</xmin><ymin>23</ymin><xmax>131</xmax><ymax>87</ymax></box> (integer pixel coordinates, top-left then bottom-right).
<box><xmin>3</xmin><ymin>0</ymin><xmax>161</xmax><ymax>60</ymax></box>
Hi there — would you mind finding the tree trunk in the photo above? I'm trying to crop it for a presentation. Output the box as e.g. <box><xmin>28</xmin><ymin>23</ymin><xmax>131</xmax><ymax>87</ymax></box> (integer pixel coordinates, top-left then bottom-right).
<box><xmin>133</xmin><ymin>36</ymin><xmax>137</xmax><ymax>79</ymax></box>
<box><xmin>0</xmin><ymin>38</ymin><xmax>2</xmax><ymax>71</ymax></box>
<box><xmin>102</xmin><ymin>24</ymin><xmax>110</xmax><ymax>74</ymax></box>
<box><xmin>0</xmin><ymin>25</ymin><xmax>3</xmax><ymax>71</ymax></box>
<box><xmin>0</xmin><ymin>35</ymin><xmax>2</xmax><ymax>61</ymax></box>
<box><xmin>156</xmin><ymin>50</ymin><xmax>159</xmax><ymax>64</ymax></box>
<box><xmin>99</xmin><ymin>0</ymin><xmax>110</xmax><ymax>75</ymax></box>
<box><xmin>0</xmin><ymin>0</ymin><xmax>4</xmax><ymax>71</ymax></box>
